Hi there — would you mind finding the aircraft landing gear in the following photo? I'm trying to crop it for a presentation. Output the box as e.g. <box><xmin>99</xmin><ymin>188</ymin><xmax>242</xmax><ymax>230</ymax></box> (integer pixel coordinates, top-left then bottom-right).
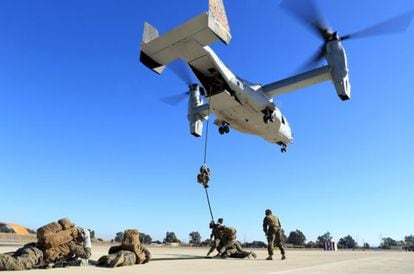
<box><xmin>280</xmin><ymin>144</ymin><xmax>287</xmax><ymax>153</ymax></box>
<box><xmin>219</xmin><ymin>122</ymin><xmax>230</xmax><ymax>135</ymax></box>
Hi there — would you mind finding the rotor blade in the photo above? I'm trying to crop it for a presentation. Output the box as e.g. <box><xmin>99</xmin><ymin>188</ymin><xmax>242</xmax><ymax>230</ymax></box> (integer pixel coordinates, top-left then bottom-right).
<box><xmin>168</xmin><ymin>60</ymin><xmax>194</xmax><ymax>86</ymax></box>
<box><xmin>280</xmin><ymin>0</ymin><xmax>328</xmax><ymax>39</ymax></box>
<box><xmin>341</xmin><ymin>11</ymin><xmax>414</xmax><ymax>41</ymax></box>
<box><xmin>160</xmin><ymin>91</ymin><xmax>189</xmax><ymax>106</ymax></box>
<box><xmin>295</xmin><ymin>45</ymin><xmax>326</xmax><ymax>73</ymax></box>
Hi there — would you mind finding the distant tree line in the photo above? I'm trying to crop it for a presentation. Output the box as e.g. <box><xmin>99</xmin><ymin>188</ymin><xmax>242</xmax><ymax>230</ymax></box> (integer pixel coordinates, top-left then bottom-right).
<box><xmin>109</xmin><ymin>230</ymin><xmax>414</xmax><ymax>250</ymax></box>
<box><xmin>380</xmin><ymin>235</ymin><xmax>414</xmax><ymax>251</ymax></box>
<box><xmin>163</xmin><ymin>232</ymin><xmax>181</xmax><ymax>244</ymax></box>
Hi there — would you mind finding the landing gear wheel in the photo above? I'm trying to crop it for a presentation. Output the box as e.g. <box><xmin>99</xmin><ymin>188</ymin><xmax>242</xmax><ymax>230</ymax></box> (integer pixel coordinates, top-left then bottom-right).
<box><xmin>219</xmin><ymin>122</ymin><xmax>230</xmax><ymax>135</ymax></box>
<box><xmin>219</xmin><ymin>127</ymin><xmax>225</xmax><ymax>135</ymax></box>
<box><xmin>280</xmin><ymin>145</ymin><xmax>287</xmax><ymax>153</ymax></box>
<box><xmin>224</xmin><ymin>125</ymin><xmax>230</xmax><ymax>134</ymax></box>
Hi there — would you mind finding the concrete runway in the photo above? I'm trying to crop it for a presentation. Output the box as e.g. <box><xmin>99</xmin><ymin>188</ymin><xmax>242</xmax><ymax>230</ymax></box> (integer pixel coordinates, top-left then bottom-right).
<box><xmin>1</xmin><ymin>243</ymin><xmax>413</xmax><ymax>273</ymax></box>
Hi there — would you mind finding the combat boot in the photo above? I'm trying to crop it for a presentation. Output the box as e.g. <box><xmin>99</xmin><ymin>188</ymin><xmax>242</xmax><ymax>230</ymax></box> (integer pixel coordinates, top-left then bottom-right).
<box><xmin>266</xmin><ymin>255</ymin><xmax>273</xmax><ymax>260</ymax></box>
<box><xmin>281</xmin><ymin>254</ymin><xmax>286</xmax><ymax>260</ymax></box>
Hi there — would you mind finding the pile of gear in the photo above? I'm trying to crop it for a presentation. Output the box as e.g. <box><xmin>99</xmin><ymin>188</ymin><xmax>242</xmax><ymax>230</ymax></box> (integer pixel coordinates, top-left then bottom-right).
<box><xmin>207</xmin><ymin>218</ymin><xmax>256</xmax><ymax>259</ymax></box>
<box><xmin>0</xmin><ymin>218</ymin><xmax>91</xmax><ymax>271</ymax></box>
<box><xmin>97</xmin><ymin>229</ymin><xmax>151</xmax><ymax>267</ymax></box>
<box><xmin>37</xmin><ymin>218</ymin><xmax>91</xmax><ymax>265</ymax></box>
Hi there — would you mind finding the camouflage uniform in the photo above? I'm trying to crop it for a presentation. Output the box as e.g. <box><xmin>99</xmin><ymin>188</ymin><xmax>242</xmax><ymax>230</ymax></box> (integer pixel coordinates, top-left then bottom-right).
<box><xmin>52</xmin><ymin>240</ymin><xmax>92</xmax><ymax>267</ymax></box>
<box><xmin>97</xmin><ymin>229</ymin><xmax>151</xmax><ymax>267</ymax></box>
<box><xmin>97</xmin><ymin>250</ymin><xmax>137</xmax><ymax>267</ymax></box>
<box><xmin>206</xmin><ymin>221</ymin><xmax>223</xmax><ymax>256</ymax></box>
<box><xmin>218</xmin><ymin>227</ymin><xmax>242</xmax><ymax>256</ymax></box>
<box><xmin>0</xmin><ymin>243</ymin><xmax>43</xmax><ymax>271</ymax></box>
<box><xmin>222</xmin><ymin>244</ymin><xmax>256</xmax><ymax>259</ymax></box>
<box><xmin>263</xmin><ymin>209</ymin><xmax>286</xmax><ymax>260</ymax></box>
<box><xmin>213</xmin><ymin>225</ymin><xmax>256</xmax><ymax>259</ymax></box>
<box><xmin>0</xmin><ymin>219</ymin><xmax>92</xmax><ymax>271</ymax></box>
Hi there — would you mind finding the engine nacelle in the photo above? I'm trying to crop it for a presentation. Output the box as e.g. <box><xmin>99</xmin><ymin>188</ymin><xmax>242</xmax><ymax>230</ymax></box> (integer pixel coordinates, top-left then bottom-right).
<box><xmin>325</xmin><ymin>41</ymin><xmax>351</xmax><ymax>101</ymax></box>
<box><xmin>187</xmin><ymin>84</ymin><xmax>204</xmax><ymax>137</ymax></box>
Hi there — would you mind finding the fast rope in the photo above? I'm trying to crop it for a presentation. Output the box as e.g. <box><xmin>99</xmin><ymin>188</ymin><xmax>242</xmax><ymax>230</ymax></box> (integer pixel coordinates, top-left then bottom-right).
<box><xmin>197</xmin><ymin>96</ymin><xmax>215</xmax><ymax>221</ymax></box>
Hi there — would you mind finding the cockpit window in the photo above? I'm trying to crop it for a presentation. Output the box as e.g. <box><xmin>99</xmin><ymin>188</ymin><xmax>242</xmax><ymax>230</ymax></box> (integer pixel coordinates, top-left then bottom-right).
<box><xmin>282</xmin><ymin>115</ymin><xmax>286</xmax><ymax>125</ymax></box>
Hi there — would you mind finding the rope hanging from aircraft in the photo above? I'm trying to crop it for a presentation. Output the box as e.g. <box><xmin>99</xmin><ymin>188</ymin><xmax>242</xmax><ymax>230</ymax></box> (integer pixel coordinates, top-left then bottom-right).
<box><xmin>197</xmin><ymin>96</ymin><xmax>215</xmax><ymax>221</ymax></box>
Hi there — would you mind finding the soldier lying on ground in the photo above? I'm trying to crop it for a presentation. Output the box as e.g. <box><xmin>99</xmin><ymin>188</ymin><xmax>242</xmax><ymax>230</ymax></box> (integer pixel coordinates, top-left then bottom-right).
<box><xmin>0</xmin><ymin>218</ymin><xmax>92</xmax><ymax>271</ymax></box>
<box><xmin>97</xmin><ymin>229</ymin><xmax>151</xmax><ymax>267</ymax></box>
<box><xmin>207</xmin><ymin>221</ymin><xmax>256</xmax><ymax>259</ymax></box>
<box><xmin>220</xmin><ymin>241</ymin><xmax>257</xmax><ymax>259</ymax></box>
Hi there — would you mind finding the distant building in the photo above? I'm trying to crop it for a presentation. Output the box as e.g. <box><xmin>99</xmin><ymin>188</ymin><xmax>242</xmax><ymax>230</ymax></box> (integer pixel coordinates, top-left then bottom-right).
<box><xmin>165</xmin><ymin>242</ymin><xmax>179</xmax><ymax>247</ymax></box>
<box><xmin>0</xmin><ymin>222</ymin><xmax>30</xmax><ymax>235</ymax></box>
<box><xmin>324</xmin><ymin>241</ymin><xmax>337</xmax><ymax>251</ymax></box>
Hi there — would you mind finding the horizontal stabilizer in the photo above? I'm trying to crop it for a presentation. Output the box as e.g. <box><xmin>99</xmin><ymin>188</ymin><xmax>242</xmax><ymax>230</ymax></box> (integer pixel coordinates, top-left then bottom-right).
<box><xmin>140</xmin><ymin>0</ymin><xmax>231</xmax><ymax>74</ymax></box>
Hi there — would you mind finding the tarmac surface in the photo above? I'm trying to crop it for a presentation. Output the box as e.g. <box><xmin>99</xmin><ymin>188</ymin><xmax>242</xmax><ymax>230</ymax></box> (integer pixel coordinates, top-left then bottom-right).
<box><xmin>1</xmin><ymin>243</ymin><xmax>413</xmax><ymax>273</ymax></box>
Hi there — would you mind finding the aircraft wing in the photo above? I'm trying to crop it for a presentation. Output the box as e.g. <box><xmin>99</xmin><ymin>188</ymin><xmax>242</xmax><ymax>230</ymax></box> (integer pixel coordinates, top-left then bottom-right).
<box><xmin>261</xmin><ymin>66</ymin><xmax>332</xmax><ymax>97</ymax></box>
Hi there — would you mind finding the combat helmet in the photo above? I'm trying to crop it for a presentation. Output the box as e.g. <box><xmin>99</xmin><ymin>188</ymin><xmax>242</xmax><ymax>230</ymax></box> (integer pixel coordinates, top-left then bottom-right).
<box><xmin>265</xmin><ymin>209</ymin><xmax>272</xmax><ymax>215</ymax></box>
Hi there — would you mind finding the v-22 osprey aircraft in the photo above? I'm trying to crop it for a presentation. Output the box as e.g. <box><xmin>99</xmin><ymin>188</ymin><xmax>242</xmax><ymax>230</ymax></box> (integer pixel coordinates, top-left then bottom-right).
<box><xmin>140</xmin><ymin>0</ymin><xmax>413</xmax><ymax>152</ymax></box>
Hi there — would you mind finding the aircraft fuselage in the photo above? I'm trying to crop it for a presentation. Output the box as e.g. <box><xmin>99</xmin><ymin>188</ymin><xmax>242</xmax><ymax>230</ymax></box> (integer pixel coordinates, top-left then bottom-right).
<box><xmin>191</xmin><ymin>46</ymin><xmax>293</xmax><ymax>146</ymax></box>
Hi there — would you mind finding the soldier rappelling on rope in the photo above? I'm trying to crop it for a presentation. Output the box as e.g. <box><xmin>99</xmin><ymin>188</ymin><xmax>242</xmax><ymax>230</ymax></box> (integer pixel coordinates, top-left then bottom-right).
<box><xmin>197</xmin><ymin>164</ymin><xmax>211</xmax><ymax>188</ymax></box>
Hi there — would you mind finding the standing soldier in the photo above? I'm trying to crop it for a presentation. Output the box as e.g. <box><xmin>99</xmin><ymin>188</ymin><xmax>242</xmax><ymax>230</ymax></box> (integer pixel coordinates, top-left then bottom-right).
<box><xmin>263</xmin><ymin>209</ymin><xmax>286</xmax><ymax>260</ymax></box>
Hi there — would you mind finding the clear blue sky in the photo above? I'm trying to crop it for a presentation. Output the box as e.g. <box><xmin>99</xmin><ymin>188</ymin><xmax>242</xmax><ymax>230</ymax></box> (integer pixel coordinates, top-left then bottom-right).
<box><xmin>0</xmin><ymin>0</ymin><xmax>413</xmax><ymax>246</ymax></box>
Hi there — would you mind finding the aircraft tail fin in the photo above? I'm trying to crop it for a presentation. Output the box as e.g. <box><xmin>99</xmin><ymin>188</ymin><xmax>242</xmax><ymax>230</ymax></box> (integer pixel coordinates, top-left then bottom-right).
<box><xmin>140</xmin><ymin>22</ymin><xmax>166</xmax><ymax>74</ymax></box>
<box><xmin>208</xmin><ymin>0</ymin><xmax>231</xmax><ymax>44</ymax></box>
<box><xmin>140</xmin><ymin>0</ymin><xmax>232</xmax><ymax>75</ymax></box>
<box><xmin>142</xmin><ymin>22</ymin><xmax>159</xmax><ymax>44</ymax></box>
